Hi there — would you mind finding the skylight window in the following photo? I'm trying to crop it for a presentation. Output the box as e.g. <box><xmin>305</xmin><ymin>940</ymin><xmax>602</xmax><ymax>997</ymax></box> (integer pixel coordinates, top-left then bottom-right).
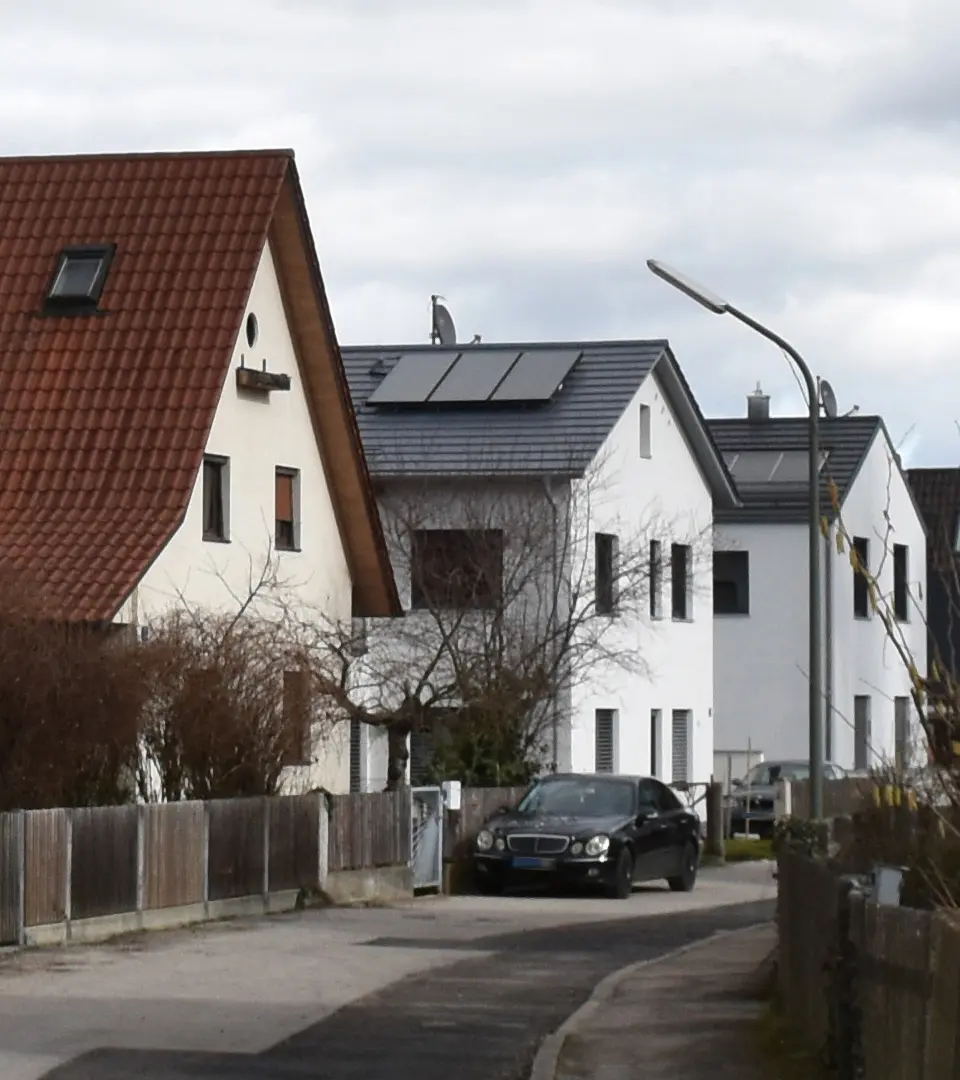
<box><xmin>44</xmin><ymin>243</ymin><xmax>115</xmax><ymax>313</ymax></box>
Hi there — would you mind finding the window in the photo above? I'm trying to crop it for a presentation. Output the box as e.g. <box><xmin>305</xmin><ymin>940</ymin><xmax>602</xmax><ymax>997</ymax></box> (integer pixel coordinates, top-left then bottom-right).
<box><xmin>349</xmin><ymin>718</ymin><xmax>363</xmax><ymax>793</ymax></box>
<box><xmin>671</xmin><ymin>543</ymin><xmax>692</xmax><ymax>620</ymax></box>
<box><xmin>202</xmin><ymin>456</ymin><xmax>229</xmax><ymax>542</ymax></box>
<box><xmin>275</xmin><ymin>468</ymin><xmax>300</xmax><ymax>551</ymax></box>
<box><xmin>639</xmin><ymin>404</ymin><xmax>652</xmax><ymax>458</ymax></box>
<box><xmin>410</xmin><ymin>529</ymin><xmax>504</xmax><ymax>610</ymax></box>
<box><xmin>852</xmin><ymin>537</ymin><xmax>870</xmax><ymax>618</ymax></box>
<box><xmin>650</xmin><ymin>709</ymin><xmax>662</xmax><ymax>778</ymax></box>
<box><xmin>671</xmin><ymin>710</ymin><xmax>692</xmax><ymax>784</ymax></box>
<box><xmin>894</xmin><ymin>696</ymin><xmax>910</xmax><ymax>773</ymax></box>
<box><xmin>713</xmin><ymin>551</ymin><xmax>749</xmax><ymax>615</ymax></box>
<box><xmin>652</xmin><ymin>780</ymin><xmax>684</xmax><ymax>813</ymax></box>
<box><xmin>649</xmin><ymin>540</ymin><xmax>662</xmax><ymax>618</ymax></box>
<box><xmin>44</xmin><ymin>243</ymin><xmax>115</xmax><ymax>313</ymax></box>
<box><xmin>954</xmin><ymin>513</ymin><xmax>960</xmax><ymax>554</ymax></box>
<box><xmin>893</xmin><ymin>544</ymin><xmax>909</xmax><ymax>621</ymax></box>
<box><xmin>595</xmin><ymin>709</ymin><xmax>618</xmax><ymax>773</ymax></box>
<box><xmin>595</xmin><ymin>533</ymin><xmax>619</xmax><ymax>615</ymax></box>
<box><xmin>854</xmin><ymin>695</ymin><xmax>871</xmax><ymax>771</ymax></box>
<box><xmin>282</xmin><ymin>670</ymin><xmax>311</xmax><ymax>767</ymax></box>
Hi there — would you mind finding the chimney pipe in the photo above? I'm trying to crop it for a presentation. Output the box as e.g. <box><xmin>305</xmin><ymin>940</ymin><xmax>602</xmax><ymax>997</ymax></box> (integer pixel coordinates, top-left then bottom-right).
<box><xmin>747</xmin><ymin>382</ymin><xmax>770</xmax><ymax>422</ymax></box>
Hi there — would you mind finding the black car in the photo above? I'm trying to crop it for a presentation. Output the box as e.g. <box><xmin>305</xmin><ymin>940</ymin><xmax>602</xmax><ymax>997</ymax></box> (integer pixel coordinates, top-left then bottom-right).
<box><xmin>472</xmin><ymin>773</ymin><xmax>701</xmax><ymax>899</ymax></box>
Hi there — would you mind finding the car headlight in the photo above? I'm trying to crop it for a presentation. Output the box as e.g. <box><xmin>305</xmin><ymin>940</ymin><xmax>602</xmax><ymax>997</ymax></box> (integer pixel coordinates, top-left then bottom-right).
<box><xmin>476</xmin><ymin>829</ymin><xmax>494</xmax><ymax>852</ymax></box>
<box><xmin>585</xmin><ymin>835</ymin><xmax>610</xmax><ymax>857</ymax></box>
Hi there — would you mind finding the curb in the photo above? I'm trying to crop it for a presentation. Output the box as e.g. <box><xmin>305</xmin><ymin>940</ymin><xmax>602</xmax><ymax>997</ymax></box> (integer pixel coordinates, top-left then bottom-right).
<box><xmin>527</xmin><ymin>921</ymin><xmax>773</xmax><ymax>1080</ymax></box>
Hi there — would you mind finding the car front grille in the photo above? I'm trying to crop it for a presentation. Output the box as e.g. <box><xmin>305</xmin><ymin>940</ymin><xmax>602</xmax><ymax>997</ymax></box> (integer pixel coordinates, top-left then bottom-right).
<box><xmin>506</xmin><ymin>834</ymin><xmax>570</xmax><ymax>856</ymax></box>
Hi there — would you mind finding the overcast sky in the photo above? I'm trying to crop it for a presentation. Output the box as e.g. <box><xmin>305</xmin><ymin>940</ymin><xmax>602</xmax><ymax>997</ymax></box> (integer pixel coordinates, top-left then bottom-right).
<box><xmin>5</xmin><ymin>1</ymin><xmax>958</xmax><ymax>464</ymax></box>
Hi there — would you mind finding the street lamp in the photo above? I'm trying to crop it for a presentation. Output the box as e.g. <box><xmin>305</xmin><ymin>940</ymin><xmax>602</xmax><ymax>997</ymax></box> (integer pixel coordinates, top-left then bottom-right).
<box><xmin>646</xmin><ymin>259</ymin><xmax>824</xmax><ymax>821</ymax></box>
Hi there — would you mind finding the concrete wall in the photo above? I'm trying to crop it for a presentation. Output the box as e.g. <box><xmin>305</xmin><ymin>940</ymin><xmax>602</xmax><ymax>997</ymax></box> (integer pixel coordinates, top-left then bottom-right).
<box><xmin>568</xmin><ymin>367</ymin><xmax>716</xmax><ymax>784</ymax></box>
<box><xmin>114</xmin><ymin>239</ymin><xmax>355</xmax><ymax>793</ymax></box>
<box><xmin>714</xmin><ymin>428</ymin><xmax>927</xmax><ymax>773</ymax></box>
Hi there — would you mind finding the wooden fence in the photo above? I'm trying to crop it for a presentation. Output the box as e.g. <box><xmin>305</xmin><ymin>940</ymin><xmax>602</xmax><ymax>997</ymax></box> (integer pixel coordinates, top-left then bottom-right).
<box><xmin>778</xmin><ymin>847</ymin><xmax>960</xmax><ymax>1079</ymax></box>
<box><xmin>327</xmin><ymin>791</ymin><xmax>410</xmax><ymax>872</ymax></box>
<box><xmin>0</xmin><ymin>789</ymin><xmax>411</xmax><ymax>945</ymax></box>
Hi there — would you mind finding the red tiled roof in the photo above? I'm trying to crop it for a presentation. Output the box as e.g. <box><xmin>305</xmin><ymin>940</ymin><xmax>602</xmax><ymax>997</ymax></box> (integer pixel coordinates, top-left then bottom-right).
<box><xmin>0</xmin><ymin>149</ymin><xmax>399</xmax><ymax>621</ymax></box>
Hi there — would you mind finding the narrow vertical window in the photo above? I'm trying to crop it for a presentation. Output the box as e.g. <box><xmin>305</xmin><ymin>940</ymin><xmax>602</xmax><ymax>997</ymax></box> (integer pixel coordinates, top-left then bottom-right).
<box><xmin>893</xmin><ymin>544</ymin><xmax>908</xmax><ymax>621</ymax></box>
<box><xmin>202</xmin><ymin>456</ymin><xmax>229</xmax><ymax>542</ymax></box>
<box><xmin>595</xmin><ymin>533</ymin><xmax>619</xmax><ymax>615</ymax></box>
<box><xmin>671</xmin><ymin>543</ymin><xmax>692</xmax><ymax>620</ymax></box>
<box><xmin>649</xmin><ymin>540</ymin><xmax>662</xmax><ymax>618</ymax></box>
<box><xmin>852</xmin><ymin>537</ymin><xmax>870</xmax><ymax>618</ymax></box>
<box><xmin>639</xmin><ymin>404</ymin><xmax>652</xmax><ymax>458</ymax></box>
<box><xmin>275</xmin><ymin>467</ymin><xmax>300</xmax><ymax>551</ymax></box>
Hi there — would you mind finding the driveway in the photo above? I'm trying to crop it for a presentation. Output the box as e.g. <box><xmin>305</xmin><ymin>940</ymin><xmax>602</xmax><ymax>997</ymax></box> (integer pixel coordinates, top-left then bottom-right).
<box><xmin>0</xmin><ymin>861</ymin><xmax>775</xmax><ymax>1080</ymax></box>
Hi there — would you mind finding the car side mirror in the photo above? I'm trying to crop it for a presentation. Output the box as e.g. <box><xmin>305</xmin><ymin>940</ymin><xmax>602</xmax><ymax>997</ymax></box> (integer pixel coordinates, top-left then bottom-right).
<box><xmin>496</xmin><ymin>805</ymin><xmax>510</xmax><ymax>816</ymax></box>
<box><xmin>636</xmin><ymin>807</ymin><xmax>659</xmax><ymax>823</ymax></box>
<box><xmin>732</xmin><ymin>778</ymin><xmax>744</xmax><ymax>789</ymax></box>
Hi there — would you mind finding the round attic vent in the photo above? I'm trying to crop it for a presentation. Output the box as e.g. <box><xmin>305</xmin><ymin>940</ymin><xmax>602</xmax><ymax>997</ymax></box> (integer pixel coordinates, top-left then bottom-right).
<box><xmin>245</xmin><ymin>312</ymin><xmax>259</xmax><ymax>348</ymax></box>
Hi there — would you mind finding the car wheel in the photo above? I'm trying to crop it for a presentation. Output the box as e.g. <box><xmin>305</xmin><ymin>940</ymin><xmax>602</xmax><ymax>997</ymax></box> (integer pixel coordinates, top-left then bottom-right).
<box><xmin>668</xmin><ymin>842</ymin><xmax>698</xmax><ymax>893</ymax></box>
<box><xmin>607</xmin><ymin>848</ymin><xmax>634</xmax><ymax>900</ymax></box>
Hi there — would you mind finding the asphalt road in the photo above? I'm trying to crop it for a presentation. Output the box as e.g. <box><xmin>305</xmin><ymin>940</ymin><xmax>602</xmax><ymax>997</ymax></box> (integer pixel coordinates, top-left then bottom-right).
<box><xmin>0</xmin><ymin>864</ymin><xmax>775</xmax><ymax>1080</ymax></box>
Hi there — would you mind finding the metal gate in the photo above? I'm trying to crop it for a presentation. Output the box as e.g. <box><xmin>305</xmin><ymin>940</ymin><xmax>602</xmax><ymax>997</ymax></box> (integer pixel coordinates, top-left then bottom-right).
<box><xmin>410</xmin><ymin>787</ymin><xmax>443</xmax><ymax>892</ymax></box>
<box><xmin>0</xmin><ymin>813</ymin><xmax>23</xmax><ymax>946</ymax></box>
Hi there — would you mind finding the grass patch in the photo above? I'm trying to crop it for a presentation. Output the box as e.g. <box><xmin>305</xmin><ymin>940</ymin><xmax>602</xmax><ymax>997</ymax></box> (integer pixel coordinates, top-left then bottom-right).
<box><xmin>756</xmin><ymin>1001</ymin><xmax>829</xmax><ymax>1080</ymax></box>
<box><xmin>724</xmin><ymin>836</ymin><xmax>774</xmax><ymax>861</ymax></box>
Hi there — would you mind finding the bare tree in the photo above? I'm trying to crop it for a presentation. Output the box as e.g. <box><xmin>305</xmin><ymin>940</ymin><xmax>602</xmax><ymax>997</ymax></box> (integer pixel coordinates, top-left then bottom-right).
<box><xmin>136</xmin><ymin>550</ymin><xmax>332</xmax><ymax>802</ymax></box>
<box><xmin>307</xmin><ymin>464</ymin><xmax>711</xmax><ymax>789</ymax></box>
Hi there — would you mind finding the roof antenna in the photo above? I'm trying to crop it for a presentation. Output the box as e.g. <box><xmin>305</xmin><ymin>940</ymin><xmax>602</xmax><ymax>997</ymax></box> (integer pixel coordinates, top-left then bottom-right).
<box><xmin>430</xmin><ymin>295</ymin><xmax>457</xmax><ymax>346</ymax></box>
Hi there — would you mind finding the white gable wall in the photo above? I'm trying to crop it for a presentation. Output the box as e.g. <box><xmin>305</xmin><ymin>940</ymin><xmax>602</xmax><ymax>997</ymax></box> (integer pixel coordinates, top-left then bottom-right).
<box><xmin>115</xmin><ymin>239</ymin><xmax>354</xmax><ymax>792</ymax></box>
<box><xmin>828</xmin><ymin>430</ymin><xmax>927</xmax><ymax>769</ymax></box>
<box><xmin>570</xmin><ymin>369</ymin><xmax>715</xmax><ymax>785</ymax></box>
<box><xmin>713</xmin><ymin>427</ymin><xmax>927</xmax><ymax>776</ymax></box>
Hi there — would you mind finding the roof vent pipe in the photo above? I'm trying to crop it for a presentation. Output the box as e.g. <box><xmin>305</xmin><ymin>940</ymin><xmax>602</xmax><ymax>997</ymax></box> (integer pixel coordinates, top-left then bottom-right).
<box><xmin>747</xmin><ymin>382</ymin><xmax>770</xmax><ymax>422</ymax></box>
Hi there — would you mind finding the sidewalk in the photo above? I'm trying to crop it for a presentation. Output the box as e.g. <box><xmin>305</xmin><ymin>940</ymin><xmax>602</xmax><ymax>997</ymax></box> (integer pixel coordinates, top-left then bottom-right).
<box><xmin>534</xmin><ymin>923</ymin><xmax>776</xmax><ymax>1080</ymax></box>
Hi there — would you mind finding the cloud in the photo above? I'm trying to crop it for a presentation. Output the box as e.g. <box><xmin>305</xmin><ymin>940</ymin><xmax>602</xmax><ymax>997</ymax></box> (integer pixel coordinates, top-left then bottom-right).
<box><xmin>2</xmin><ymin>0</ymin><xmax>959</xmax><ymax>462</ymax></box>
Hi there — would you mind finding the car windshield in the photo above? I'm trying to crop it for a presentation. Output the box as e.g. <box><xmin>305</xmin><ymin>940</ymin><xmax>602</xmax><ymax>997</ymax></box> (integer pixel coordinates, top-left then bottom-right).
<box><xmin>517</xmin><ymin>778</ymin><xmax>635</xmax><ymax>818</ymax></box>
<box><xmin>742</xmin><ymin>762</ymin><xmax>809</xmax><ymax>786</ymax></box>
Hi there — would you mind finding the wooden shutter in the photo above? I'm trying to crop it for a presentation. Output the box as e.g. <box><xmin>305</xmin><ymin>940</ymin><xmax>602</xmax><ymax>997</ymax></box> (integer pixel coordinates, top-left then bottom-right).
<box><xmin>275</xmin><ymin>471</ymin><xmax>294</xmax><ymax>522</ymax></box>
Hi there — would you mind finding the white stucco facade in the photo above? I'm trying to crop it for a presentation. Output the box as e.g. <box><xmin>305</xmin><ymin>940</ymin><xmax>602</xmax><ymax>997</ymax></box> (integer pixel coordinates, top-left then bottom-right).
<box><xmin>714</xmin><ymin>427</ymin><xmax>927</xmax><ymax>775</ymax></box>
<box><xmin>114</xmin><ymin>240</ymin><xmax>355</xmax><ymax>792</ymax></box>
<box><xmin>569</xmin><ymin>369</ymin><xmax>715</xmax><ymax>786</ymax></box>
<box><xmin>355</xmin><ymin>368</ymin><xmax>718</xmax><ymax>793</ymax></box>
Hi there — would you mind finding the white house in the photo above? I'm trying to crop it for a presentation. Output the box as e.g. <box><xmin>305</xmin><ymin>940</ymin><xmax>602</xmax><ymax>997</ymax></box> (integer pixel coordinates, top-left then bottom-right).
<box><xmin>708</xmin><ymin>387</ymin><xmax>927</xmax><ymax>780</ymax></box>
<box><xmin>0</xmin><ymin>148</ymin><xmax>401</xmax><ymax>793</ymax></box>
<box><xmin>339</xmin><ymin>340</ymin><xmax>739</xmax><ymax>791</ymax></box>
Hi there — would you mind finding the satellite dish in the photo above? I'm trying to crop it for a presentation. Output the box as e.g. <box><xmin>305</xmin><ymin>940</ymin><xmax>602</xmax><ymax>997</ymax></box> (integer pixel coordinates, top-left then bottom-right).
<box><xmin>820</xmin><ymin>379</ymin><xmax>839</xmax><ymax>419</ymax></box>
<box><xmin>431</xmin><ymin>295</ymin><xmax>457</xmax><ymax>346</ymax></box>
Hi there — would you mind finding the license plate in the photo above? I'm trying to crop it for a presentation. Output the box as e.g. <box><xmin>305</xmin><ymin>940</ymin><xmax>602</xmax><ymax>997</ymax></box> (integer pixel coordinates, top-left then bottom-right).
<box><xmin>512</xmin><ymin>856</ymin><xmax>554</xmax><ymax>870</ymax></box>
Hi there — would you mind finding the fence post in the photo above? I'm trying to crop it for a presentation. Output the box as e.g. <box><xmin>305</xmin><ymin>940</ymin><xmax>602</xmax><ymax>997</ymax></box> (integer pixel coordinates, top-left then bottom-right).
<box><xmin>317</xmin><ymin>791</ymin><xmax>329</xmax><ymax>887</ymax></box>
<box><xmin>135</xmin><ymin>803</ymin><xmax>146</xmax><ymax>924</ymax></box>
<box><xmin>705</xmin><ymin>781</ymin><xmax>725</xmax><ymax>860</ymax></box>
<box><xmin>201</xmin><ymin>802</ymin><xmax>210</xmax><ymax>917</ymax></box>
<box><xmin>64</xmin><ymin>808</ymin><xmax>73</xmax><ymax>938</ymax></box>
<box><xmin>16</xmin><ymin>811</ymin><xmax>26</xmax><ymax>947</ymax></box>
<box><xmin>262</xmin><ymin>797</ymin><xmax>271</xmax><ymax>903</ymax></box>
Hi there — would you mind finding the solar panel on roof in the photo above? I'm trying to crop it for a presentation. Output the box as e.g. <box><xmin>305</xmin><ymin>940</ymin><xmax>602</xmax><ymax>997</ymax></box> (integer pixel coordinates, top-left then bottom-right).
<box><xmin>771</xmin><ymin>451</ymin><xmax>829</xmax><ymax>483</ymax></box>
<box><xmin>724</xmin><ymin>451</ymin><xmax>781</xmax><ymax>483</ymax></box>
<box><xmin>427</xmin><ymin>349</ymin><xmax>521</xmax><ymax>403</ymax></box>
<box><xmin>490</xmin><ymin>349</ymin><xmax>582</xmax><ymax>403</ymax></box>
<box><xmin>365</xmin><ymin>351</ymin><xmax>461</xmax><ymax>405</ymax></box>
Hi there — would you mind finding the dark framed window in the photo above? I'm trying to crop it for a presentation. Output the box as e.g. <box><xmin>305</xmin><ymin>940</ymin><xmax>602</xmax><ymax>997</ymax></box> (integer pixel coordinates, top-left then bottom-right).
<box><xmin>893</xmin><ymin>543</ymin><xmax>908</xmax><ymax>621</ymax></box>
<box><xmin>595</xmin><ymin>532</ymin><xmax>619</xmax><ymax>615</ymax></box>
<box><xmin>649</xmin><ymin>539</ymin><xmax>662</xmax><ymax>618</ymax></box>
<box><xmin>650</xmin><ymin>709</ymin><xmax>662</xmax><ymax>777</ymax></box>
<box><xmin>852</xmin><ymin>536</ymin><xmax>870</xmax><ymax>618</ymax></box>
<box><xmin>282</xmin><ymin>669</ymin><xmax>311</xmax><ymax>767</ymax></box>
<box><xmin>671</xmin><ymin>543</ymin><xmax>692</xmax><ymax>620</ymax></box>
<box><xmin>410</xmin><ymin>529</ymin><xmax>504</xmax><ymax>610</ymax></box>
<box><xmin>43</xmin><ymin>243</ymin><xmax>116</xmax><ymax>314</ymax></box>
<box><xmin>202</xmin><ymin>456</ymin><xmax>229</xmax><ymax>542</ymax></box>
<box><xmin>713</xmin><ymin>550</ymin><xmax>749</xmax><ymax>615</ymax></box>
<box><xmin>275</xmin><ymin>467</ymin><xmax>300</xmax><ymax>551</ymax></box>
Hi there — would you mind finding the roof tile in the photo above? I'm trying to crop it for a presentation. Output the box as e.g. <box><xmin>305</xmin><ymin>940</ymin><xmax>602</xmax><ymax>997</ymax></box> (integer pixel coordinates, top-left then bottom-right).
<box><xmin>0</xmin><ymin>149</ymin><xmax>290</xmax><ymax>620</ymax></box>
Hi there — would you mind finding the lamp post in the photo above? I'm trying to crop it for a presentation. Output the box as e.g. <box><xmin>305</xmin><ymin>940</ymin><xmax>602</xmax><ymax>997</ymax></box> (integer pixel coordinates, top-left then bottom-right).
<box><xmin>646</xmin><ymin>259</ymin><xmax>824</xmax><ymax>821</ymax></box>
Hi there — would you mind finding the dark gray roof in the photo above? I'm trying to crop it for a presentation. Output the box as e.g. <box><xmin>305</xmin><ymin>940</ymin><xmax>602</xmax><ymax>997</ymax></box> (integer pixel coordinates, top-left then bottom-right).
<box><xmin>341</xmin><ymin>340</ymin><xmax>739</xmax><ymax>505</ymax></box>
<box><xmin>706</xmin><ymin>415</ymin><xmax>882</xmax><ymax>524</ymax></box>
